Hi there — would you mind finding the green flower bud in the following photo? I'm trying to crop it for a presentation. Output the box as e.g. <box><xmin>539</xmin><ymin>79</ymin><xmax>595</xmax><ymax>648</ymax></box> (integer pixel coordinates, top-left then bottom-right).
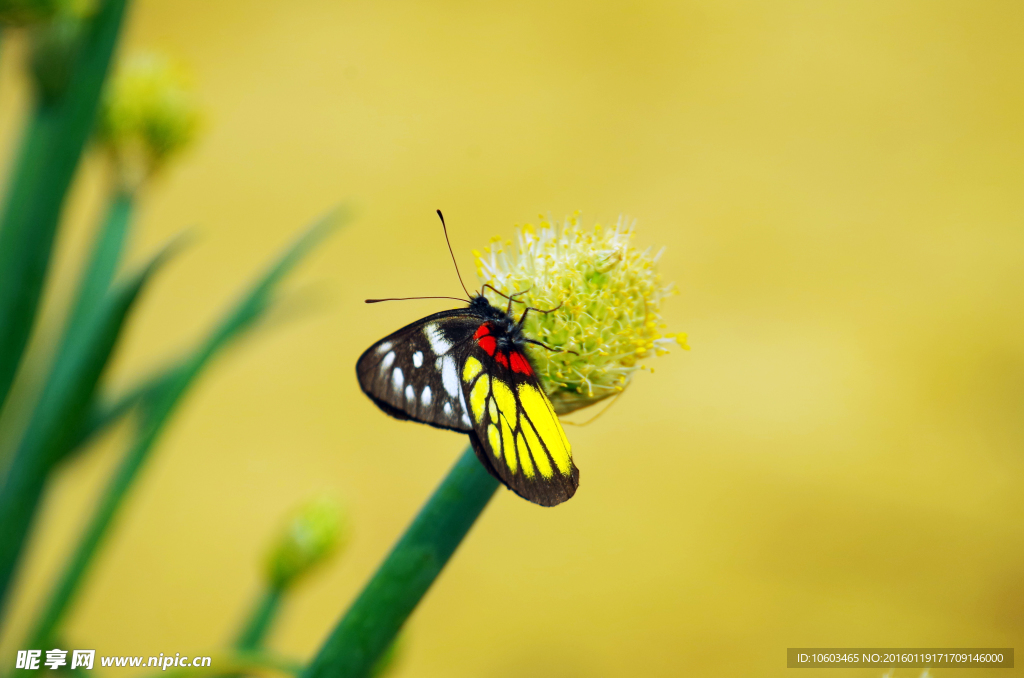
<box><xmin>264</xmin><ymin>496</ymin><xmax>349</xmax><ymax>590</ymax></box>
<box><xmin>474</xmin><ymin>214</ymin><xmax>688</xmax><ymax>414</ymax></box>
<box><xmin>96</xmin><ymin>52</ymin><xmax>200</xmax><ymax>191</ymax></box>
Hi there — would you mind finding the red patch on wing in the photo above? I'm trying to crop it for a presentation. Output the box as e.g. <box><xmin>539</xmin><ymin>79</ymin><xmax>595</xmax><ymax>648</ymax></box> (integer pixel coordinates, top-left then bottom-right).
<box><xmin>475</xmin><ymin>323</ymin><xmax>497</xmax><ymax>355</ymax></box>
<box><xmin>494</xmin><ymin>352</ymin><xmax>509</xmax><ymax>368</ymax></box>
<box><xmin>478</xmin><ymin>335</ymin><xmax>496</xmax><ymax>356</ymax></box>
<box><xmin>509</xmin><ymin>351</ymin><xmax>533</xmax><ymax>375</ymax></box>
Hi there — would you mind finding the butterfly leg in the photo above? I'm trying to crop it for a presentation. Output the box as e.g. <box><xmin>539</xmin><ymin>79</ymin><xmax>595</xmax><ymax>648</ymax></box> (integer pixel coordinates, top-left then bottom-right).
<box><xmin>522</xmin><ymin>300</ymin><xmax>563</xmax><ymax>317</ymax></box>
<box><xmin>506</xmin><ymin>289</ymin><xmax>531</xmax><ymax>314</ymax></box>
<box><xmin>523</xmin><ymin>338</ymin><xmax>579</xmax><ymax>356</ymax></box>
<box><xmin>482</xmin><ymin>284</ymin><xmax>532</xmax><ymax>314</ymax></box>
<box><xmin>515</xmin><ymin>299</ymin><xmax>564</xmax><ymax>329</ymax></box>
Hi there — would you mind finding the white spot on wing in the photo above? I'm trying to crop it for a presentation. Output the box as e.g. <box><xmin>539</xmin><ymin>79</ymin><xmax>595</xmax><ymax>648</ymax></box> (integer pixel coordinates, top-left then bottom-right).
<box><xmin>458</xmin><ymin>388</ymin><xmax>471</xmax><ymax>426</ymax></box>
<box><xmin>440</xmin><ymin>356</ymin><xmax>460</xmax><ymax>397</ymax></box>
<box><xmin>443</xmin><ymin>401</ymin><xmax>453</xmax><ymax>417</ymax></box>
<box><xmin>392</xmin><ymin>368</ymin><xmax>404</xmax><ymax>392</ymax></box>
<box><xmin>412</xmin><ymin>351</ymin><xmax>423</xmax><ymax>368</ymax></box>
<box><xmin>424</xmin><ymin>324</ymin><xmax>453</xmax><ymax>355</ymax></box>
<box><xmin>377</xmin><ymin>341</ymin><xmax>393</xmax><ymax>354</ymax></box>
<box><xmin>405</xmin><ymin>384</ymin><xmax>415</xmax><ymax>401</ymax></box>
<box><xmin>381</xmin><ymin>351</ymin><xmax>396</xmax><ymax>372</ymax></box>
<box><xmin>421</xmin><ymin>386</ymin><xmax>432</xmax><ymax>407</ymax></box>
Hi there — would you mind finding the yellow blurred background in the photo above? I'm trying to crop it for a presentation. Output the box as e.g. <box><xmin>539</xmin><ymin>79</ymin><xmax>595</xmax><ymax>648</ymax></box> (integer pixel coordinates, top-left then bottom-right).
<box><xmin>2</xmin><ymin>1</ymin><xmax>1023</xmax><ymax>676</ymax></box>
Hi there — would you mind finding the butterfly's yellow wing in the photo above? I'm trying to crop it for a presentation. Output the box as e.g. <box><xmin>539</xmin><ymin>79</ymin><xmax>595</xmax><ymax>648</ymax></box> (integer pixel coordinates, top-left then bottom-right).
<box><xmin>462</xmin><ymin>354</ymin><xmax>578</xmax><ymax>506</ymax></box>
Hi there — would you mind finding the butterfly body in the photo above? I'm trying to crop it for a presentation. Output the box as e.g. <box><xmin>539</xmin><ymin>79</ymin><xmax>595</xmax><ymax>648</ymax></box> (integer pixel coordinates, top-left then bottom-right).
<box><xmin>357</xmin><ymin>294</ymin><xmax>579</xmax><ymax>506</ymax></box>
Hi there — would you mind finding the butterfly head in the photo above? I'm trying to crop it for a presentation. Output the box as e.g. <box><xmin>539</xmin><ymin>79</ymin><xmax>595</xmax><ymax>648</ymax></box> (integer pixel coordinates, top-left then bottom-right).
<box><xmin>468</xmin><ymin>293</ymin><xmax>526</xmax><ymax>350</ymax></box>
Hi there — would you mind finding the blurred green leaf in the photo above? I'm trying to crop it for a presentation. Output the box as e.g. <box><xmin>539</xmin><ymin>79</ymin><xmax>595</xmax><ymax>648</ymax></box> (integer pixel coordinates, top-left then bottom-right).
<box><xmin>0</xmin><ymin>244</ymin><xmax>169</xmax><ymax>621</ymax></box>
<box><xmin>69</xmin><ymin>363</ymin><xmax>174</xmax><ymax>452</ymax></box>
<box><xmin>0</xmin><ymin>0</ymin><xmax>129</xmax><ymax>413</ymax></box>
<box><xmin>26</xmin><ymin>207</ymin><xmax>346</xmax><ymax>647</ymax></box>
<box><xmin>50</xmin><ymin>189</ymin><xmax>159</xmax><ymax>460</ymax></box>
<box><xmin>64</xmin><ymin>189</ymin><xmax>135</xmax><ymax>342</ymax></box>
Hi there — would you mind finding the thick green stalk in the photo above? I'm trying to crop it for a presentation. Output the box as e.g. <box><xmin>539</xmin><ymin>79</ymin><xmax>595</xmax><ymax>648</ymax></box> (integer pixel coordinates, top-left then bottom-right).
<box><xmin>25</xmin><ymin>214</ymin><xmax>341</xmax><ymax>646</ymax></box>
<box><xmin>303</xmin><ymin>445</ymin><xmax>499</xmax><ymax>678</ymax></box>
<box><xmin>235</xmin><ymin>586</ymin><xmax>284</xmax><ymax>651</ymax></box>
<box><xmin>0</xmin><ymin>0</ymin><xmax>131</xmax><ymax>412</ymax></box>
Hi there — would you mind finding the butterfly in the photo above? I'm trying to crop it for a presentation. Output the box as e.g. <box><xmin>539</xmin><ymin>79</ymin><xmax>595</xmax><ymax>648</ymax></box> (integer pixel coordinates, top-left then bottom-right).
<box><xmin>356</xmin><ymin>212</ymin><xmax>579</xmax><ymax>506</ymax></box>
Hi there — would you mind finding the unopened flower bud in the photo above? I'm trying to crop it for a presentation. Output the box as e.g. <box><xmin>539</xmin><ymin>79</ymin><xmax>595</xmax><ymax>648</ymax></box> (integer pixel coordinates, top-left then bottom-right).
<box><xmin>96</xmin><ymin>52</ymin><xmax>200</xmax><ymax>191</ymax></box>
<box><xmin>264</xmin><ymin>496</ymin><xmax>349</xmax><ymax>590</ymax></box>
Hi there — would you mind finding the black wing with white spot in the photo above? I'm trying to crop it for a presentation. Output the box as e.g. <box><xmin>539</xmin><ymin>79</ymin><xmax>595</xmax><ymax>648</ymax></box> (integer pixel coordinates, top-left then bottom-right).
<box><xmin>356</xmin><ymin>308</ymin><xmax>484</xmax><ymax>433</ymax></box>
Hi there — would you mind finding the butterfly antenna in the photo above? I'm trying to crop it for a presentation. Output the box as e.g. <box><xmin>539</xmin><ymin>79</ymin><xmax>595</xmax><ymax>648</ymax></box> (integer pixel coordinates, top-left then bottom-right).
<box><xmin>437</xmin><ymin>209</ymin><xmax>472</xmax><ymax>300</ymax></box>
<box><xmin>366</xmin><ymin>296</ymin><xmax>469</xmax><ymax>304</ymax></box>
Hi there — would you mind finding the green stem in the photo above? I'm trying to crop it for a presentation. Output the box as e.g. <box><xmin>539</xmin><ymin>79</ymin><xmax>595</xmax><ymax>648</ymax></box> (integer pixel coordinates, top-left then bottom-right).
<box><xmin>235</xmin><ymin>586</ymin><xmax>284</xmax><ymax>651</ymax></box>
<box><xmin>302</xmin><ymin>445</ymin><xmax>499</xmax><ymax>678</ymax></box>
<box><xmin>0</xmin><ymin>0</ymin><xmax>131</xmax><ymax>413</ymax></box>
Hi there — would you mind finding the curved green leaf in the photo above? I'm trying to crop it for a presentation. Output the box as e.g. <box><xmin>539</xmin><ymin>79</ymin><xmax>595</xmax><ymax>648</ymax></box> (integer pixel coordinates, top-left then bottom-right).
<box><xmin>0</xmin><ymin>244</ymin><xmax>168</xmax><ymax>621</ymax></box>
<box><xmin>0</xmin><ymin>0</ymin><xmax>131</xmax><ymax>412</ymax></box>
<box><xmin>26</xmin><ymin>208</ymin><xmax>346</xmax><ymax>646</ymax></box>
